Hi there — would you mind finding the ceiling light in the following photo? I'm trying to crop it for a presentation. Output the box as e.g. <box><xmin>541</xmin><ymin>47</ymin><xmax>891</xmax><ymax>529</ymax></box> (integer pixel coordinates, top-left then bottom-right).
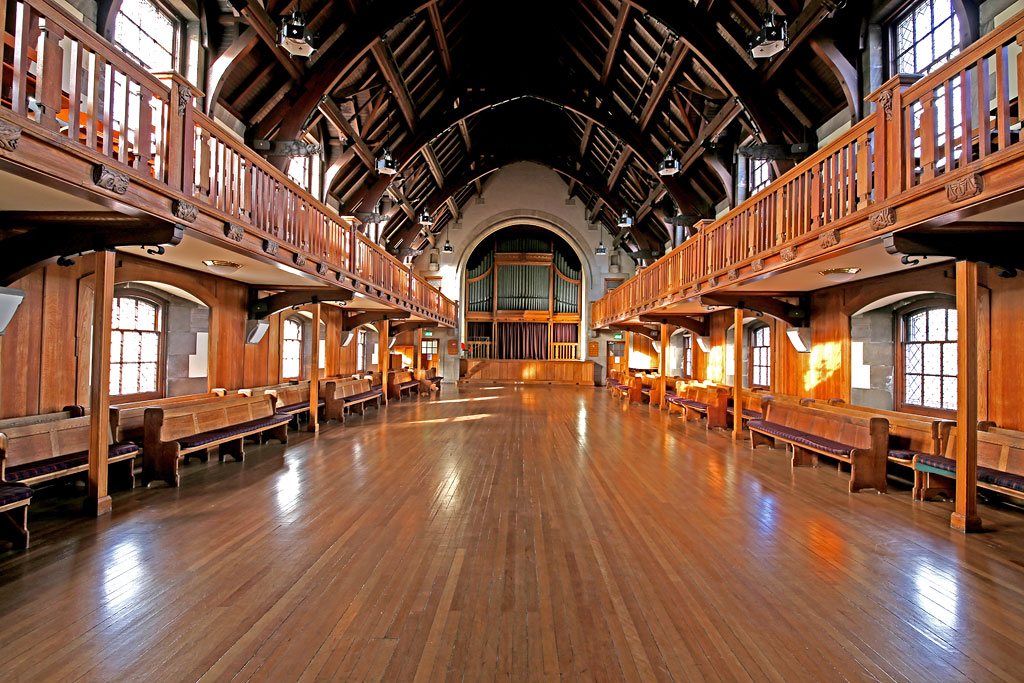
<box><xmin>203</xmin><ymin>260</ymin><xmax>242</xmax><ymax>276</ymax></box>
<box><xmin>375</xmin><ymin>147</ymin><xmax>397</xmax><ymax>175</ymax></box>
<box><xmin>0</xmin><ymin>286</ymin><xmax>25</xmax><ymax>335</ymax></box>
<box><xmin>617</xmin><ymin>210</ymin><xmax>633</xmax><ymax>229</ymax></box>
<box><xmin>658</xmin><ymin>149</ymin><xmax>680</xmax><ymax>176</ymax></box>
<box><xmin>819</xmin><ymin>267</ymin><xmax>861</xmax><ymax>283</ymax></box>
<box><xmin>442</xmin><ymin>238</ymin><xmax>454</xmax><ymax>253</ymax></box>
<box><xmin>419</xmin><ymin>209</ymin><xmax>434</xmax><ymax>227</ymax></box>
<box><xmin>786</xmin><ymin>327</ymin><xmax>812</xmax><ymax>353</ymax></box>
<box><xmin>280</xmin><ymin>10</ymin><xmax>315</xmax><ymax>58</ymax></box>
<box><xmin>749</xmin><ymin>11</ymin><xmax>788</xmax><ymax>59</ymax></box>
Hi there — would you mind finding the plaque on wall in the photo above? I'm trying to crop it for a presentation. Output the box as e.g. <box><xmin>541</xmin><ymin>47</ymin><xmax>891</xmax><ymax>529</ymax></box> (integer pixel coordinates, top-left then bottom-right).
<box><xmin>588</xmin><ymin>341</ymin><xmax>599</xmax><ymax>357</ymax></box>
<box><xmin>448</xmin><ymin>339</ymin><xmax>459</xmax><ymax>355</ymax></box>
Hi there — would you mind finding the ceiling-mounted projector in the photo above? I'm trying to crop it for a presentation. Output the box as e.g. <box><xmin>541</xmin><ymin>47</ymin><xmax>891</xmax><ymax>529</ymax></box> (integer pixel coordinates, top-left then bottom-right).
<box><xmin>280</xmin><ymin>10</ymin><xmax>316</xmax><ymax>58</ymax></box>
<box><xmin>749</xmin><ymin>12</ymin><xmax>788</xmax><ymax>59</ymax></box>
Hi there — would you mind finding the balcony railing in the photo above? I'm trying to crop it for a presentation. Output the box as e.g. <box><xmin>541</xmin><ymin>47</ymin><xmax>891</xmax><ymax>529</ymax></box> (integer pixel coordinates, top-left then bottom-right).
<box><xmin>592</xmin><ymin>10</ymin><xmax>1024</xmax><ymax>327</ymax></box>
<box><xmin>0</xmin><ymin>0</ymin><xmax>456</xmax><ymax>325</ymax></box>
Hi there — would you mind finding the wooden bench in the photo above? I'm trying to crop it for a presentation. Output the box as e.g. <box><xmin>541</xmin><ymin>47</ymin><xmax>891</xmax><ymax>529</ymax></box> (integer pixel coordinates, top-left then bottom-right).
<box><xmin>668</xmin><ymin>383</ymin><xmax>729</xmax><ymax>428</ymax></box>
<box><xmin>273</xmin><ymin>382</ymin><xmax>325</xmax><ymax>421</ymax></box>
<box><xmin>142</xmin><ymin>394</ymin><xmax>291</xmax><ymax>487</ymax></box>
<box><xmin>417</xmin><ymin>368</ymin><xmax>444</xmax><ymax>394</ymax></box>
<box><xmin>0</xmin><ymin>483</ymin><xmax>33</xmax><ymax>549</ymax></box>
<box><xmin>748</xmin><ymin>402</ymin><xmax>889</xmax><ymax>493</ymax></box>
<box><xmin>0</xmin><ymin>414</ymin><xmax>139</xmax><ymax>489</ymax></box>
<box><xmin>812</xmin><ymin>403</ymin><xmax>949</xmax><ymax>470</ymax></box>
<box><xmin>388</xmin><ymin>371</ymin><xmax>420</xmax><ymax>400</ymax></box>
<box><xmin>324</xmin><ymin>379</ymin><xmax>384</xmax><ymax>422</ymax></box>
<box><xmin>110</xmin><ymin>392</ymin><xmax>231</xmax><ymax>444</ymax></box>
<box><xmin>236</xmin><ymin>382</ymin><xmax>297</xmax><ymax>399</ymax></box>
<box><xmin>726</xmin><ymin>393</ymin><xmax>772</xmax><ymax>430</ymax></box>
<box><xmin>605</xmin><ymin>370</ymin><xmax>630</xmax><ymax>397</ymax></box>
<box><xmin>913</xmin><ymin>425</ymin><xmax>1024</xmax><ymax>503</ymax></box>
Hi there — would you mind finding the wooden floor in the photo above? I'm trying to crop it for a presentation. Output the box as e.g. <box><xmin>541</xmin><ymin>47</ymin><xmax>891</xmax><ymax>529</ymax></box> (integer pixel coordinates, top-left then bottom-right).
<box><xmin>3</xmin><ymin>385</ymin><xmax>1024</xmax><ymax>681</ymax></box>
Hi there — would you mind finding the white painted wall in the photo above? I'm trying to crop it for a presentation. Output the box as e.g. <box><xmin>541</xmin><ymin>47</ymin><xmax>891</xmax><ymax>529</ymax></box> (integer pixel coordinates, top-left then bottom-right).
<box><xmin>411</xmin><ymin>161</ymin><xmax>637</xmax><ymax>382</ymax></box>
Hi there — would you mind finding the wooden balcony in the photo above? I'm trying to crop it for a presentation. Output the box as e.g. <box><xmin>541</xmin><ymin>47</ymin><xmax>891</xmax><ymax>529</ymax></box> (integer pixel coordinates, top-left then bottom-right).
<box><xmin>592</xmin><ymin>10</ymin><xmax>1024</xmax><ymax>328</ymax></box>
<box><xmin>0</xmin><ymin>0</ymin><xmax>456</xmax><ymax>326</ymax></box>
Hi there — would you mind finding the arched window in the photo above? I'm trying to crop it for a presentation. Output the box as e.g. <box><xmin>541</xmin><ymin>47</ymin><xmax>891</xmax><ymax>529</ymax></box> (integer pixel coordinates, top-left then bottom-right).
<box><xmin>749</xmin><ymin>325</ymin><xmax>771</xmax><ymax>388</ymax></box>
<box><xmin>900</xmin><ymin>304</ymin><xmax>957</xmax><ymax>412</ymax></box>
<box><xmin>110</xmin><ymin>294</ymin><xmax>163</xmax><ymax>398</ymax></box>
<box><xmin>282</xmin><ymin>318</ymin><xmax>304</xmax><ymax>379</ymax></box>
<box><xmin>682</xmin><ymin>334</ymin><xmax>693</xmax><ymax>379</ymax></box>
<box><xmin>114</xmin><ymin>0</ymin><xmax>178</xmax><ymax>72</ymax></box>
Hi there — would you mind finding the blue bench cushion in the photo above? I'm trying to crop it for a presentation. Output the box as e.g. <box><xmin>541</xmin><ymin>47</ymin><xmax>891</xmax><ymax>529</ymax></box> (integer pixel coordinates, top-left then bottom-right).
<box><xmin>177</xmin><ymin>414</ymin><xmax>291</xmax><ymax>450</ymax></box>
<box><xmin>915</xmin><ymin>454</ymin><xmax>1024</xmax><ymax>493</ymax></box>
<box><xmin>0</xmin><ymin>485</ymin><xmax>33</xmax><ymax>506</ymax></box>
<box><xmin>671</xmin><ymin>398</ymin><xmax>708</xmax><ymax>411</ymax></box>
<box><xmin>888</xmin><ymin>449</ymin><xmax>925</xmax><ymax>462</ymax></box>
<box><xmin>664</xmin><ymin>388</ymin><xmax>676</xmax><ymax>397</ymax></box>
<box><xmin>399</xmin><ymin>380</ymin><xmax>419</xmax><ymax>389</ymax></box>
<box><xmin>345</xmin><ymin>390</ymin><xmax>381</xmax><ymax>403</ymax></box>
<box><xmin>4</xmin><ymin>441</ymin><xmax>137</xmax><ymax>482</ymax></box>
<box><xmin>747</xmin><ymin>420</ymin><xmax>855</xmax><ymax>457</ymax></box>
<box><xmin>640</xmin><ymin>387</ymin><xmax>651</xmax><ymax>394</ymax></box>
<box><xmin>727</xmin><ymin>408</ymin><xmax>763</xmax><ymax>420</ymax></box>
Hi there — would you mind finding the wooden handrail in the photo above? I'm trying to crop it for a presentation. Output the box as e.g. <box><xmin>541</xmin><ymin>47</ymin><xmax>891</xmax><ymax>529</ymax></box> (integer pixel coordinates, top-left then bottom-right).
<box><xmin>592</xmin><ymin>10</ymin><xmax>1024</xmax><ymax>327</ymax></box>
<box><xmin>0</xmin><ymin>0</ymin><xmax>456</xmax><ymax>325</ymax></box>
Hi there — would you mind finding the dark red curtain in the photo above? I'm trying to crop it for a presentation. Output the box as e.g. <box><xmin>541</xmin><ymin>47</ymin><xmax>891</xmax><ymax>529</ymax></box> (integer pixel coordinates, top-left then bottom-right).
<box><xmin>553</xmin><ymin>323</ymin><xmax>577</xmax><ymax>343</ymax></box>
<box><xmin>495</xmin><ymin>322</ymin><xmax>548</xmax><ymax>359</ymax></box>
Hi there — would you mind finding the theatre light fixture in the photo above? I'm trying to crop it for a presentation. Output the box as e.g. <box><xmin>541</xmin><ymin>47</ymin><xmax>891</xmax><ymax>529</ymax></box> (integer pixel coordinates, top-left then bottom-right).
<box><xmin>658</xmin><ymin>149</ymin><xmax>680</xmax><ymax>176</ymax></box>
<box><xmin>749</xmin><ymin>11</ymin><xmax>788</xmax><ymax>59</ymax></box>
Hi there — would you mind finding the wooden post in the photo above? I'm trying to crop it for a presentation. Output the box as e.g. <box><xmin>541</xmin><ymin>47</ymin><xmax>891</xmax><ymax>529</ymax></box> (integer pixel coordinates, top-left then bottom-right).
<box><xmin>733</xmin><ymin>307</ymin><xmax>745</xmax><ymax>441</ymax></box>
<box><xmin>379</xmin><ymin>319</ymin><xmax>390</xmax><ymax>405</ymax></box>
<box><xmin>952</xmin><ymin>260</ymin><xmax>982</xmax><ymax>532</ymax></box>
<box><xmin>307</xmin><ymin>303</ymin><xmax>321</xmax><ymax>432</ymax></box>
<box><xmin>658</xmin><ymin>323</ymin><xmax>669</xmax><ymax>409</ymax></box>
<box><xmin>87</xmin><ymin>250</ymin><xmax>114</xmax><ymax>516</ymax></box>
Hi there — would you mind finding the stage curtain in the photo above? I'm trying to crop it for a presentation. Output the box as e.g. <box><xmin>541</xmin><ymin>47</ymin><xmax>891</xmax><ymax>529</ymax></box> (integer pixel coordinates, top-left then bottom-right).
<box><xmin>495</xmin><ymin>322</ymin><xmax>549</xmax><ymax>359</ymax></box>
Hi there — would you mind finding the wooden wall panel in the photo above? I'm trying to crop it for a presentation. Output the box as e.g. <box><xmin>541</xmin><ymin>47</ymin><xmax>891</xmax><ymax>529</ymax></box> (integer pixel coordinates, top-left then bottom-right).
<box><xmin>0</xmin><ymin>271</ymin><xmax>44</xmax><ymax>418</ymax></box>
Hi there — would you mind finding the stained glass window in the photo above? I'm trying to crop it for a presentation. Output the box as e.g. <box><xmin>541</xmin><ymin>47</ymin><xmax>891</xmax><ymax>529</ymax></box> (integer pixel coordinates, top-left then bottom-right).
<box><xmin>750</xmin><ymin>325</ymin><xmax>771</xmax><ymax>388</ymax></box>
<box><xmin>902</xmin><ymin>307</ymin><xmax>957</xmax><ymax>410</ymax></box>
<box><xmin>110</xmin><ymin>295</ymin><xmax>162</xmax><ymax>396</ymax></box>
<box><xmin>114</xmin><ymin>0</ymin><xmax>177</xmax><ymax>72</ymax></box>
<box><xmin>282</xmin><ymin>318</ymin><xmax>303</xmax><ymax>379</ymax></box>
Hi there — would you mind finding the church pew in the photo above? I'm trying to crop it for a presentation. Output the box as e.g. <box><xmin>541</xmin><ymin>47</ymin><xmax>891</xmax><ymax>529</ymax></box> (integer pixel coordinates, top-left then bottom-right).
<box><xmin>0</xmin><ymin>415</ymin><xmax>138</xmax><ymax>489</ymax></box>
<box><xmin>388</xmin><ymin>371</ymin><xmax>420</xmax><ymax>400</ymax></box>
<box><xmin>749</xmin><ymin>402</ymin><xmax>889</xmax><ymax>493</ymax></box>
<box><xmin>810</xmin><ymin>403</ymin><xmax>949</xmax><ymax>470</ymax></box>
<box><xmin>0</xmin><ymin>482</ymin><xmax>33</xmax><ymax>549</ymax></box>
<box><xmin>726</xmin><ymin>393</ymin><xmax>772</xmax><ymax>430</ymax></box>
<box><xmin>667</xmin><ymin>383</ymin><xmax>729</xmax><ymax>428</ymax></box>
<box><xmin>110</xmin><ymin>392</ymin><xmax>229</xmax><ymax>444</ymax></box>
<box><xmin>913</xmin><ymin>425</ymin><xmax>1024</xmax><ymax>503</ymax></box>
<box><xmin>273</xmin><ymin>382</ymin><xmax>325</xmax><ymax>422</ymax></box>
<box><xmin>323</xmin><ymin>379</ymin><xmax>384</xmax><ymax>422</ymax></box>
<box><xmin>417</xmin><ymin>368</ymin><xmax>443</xmax><ymax>394</ymax></box>
<box><xmin>142</xmin><ymin>394</ymin><xmax>290</xmax><ymax>488</ymax></box>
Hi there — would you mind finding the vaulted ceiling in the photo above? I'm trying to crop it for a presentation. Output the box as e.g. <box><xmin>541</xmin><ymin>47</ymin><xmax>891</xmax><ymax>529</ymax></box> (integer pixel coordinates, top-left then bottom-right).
<box><xmin>206</xmin><ymin>0</ymin><xmax>860</xmax><ymax>257</ymax></box>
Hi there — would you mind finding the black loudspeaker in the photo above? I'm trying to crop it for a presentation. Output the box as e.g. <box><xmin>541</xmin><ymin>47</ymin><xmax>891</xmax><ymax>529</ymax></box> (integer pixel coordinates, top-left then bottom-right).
<box><xmin>245</xmin><ymin>319</ymin><xmax>270</xmax><ymax>344</ymax></box>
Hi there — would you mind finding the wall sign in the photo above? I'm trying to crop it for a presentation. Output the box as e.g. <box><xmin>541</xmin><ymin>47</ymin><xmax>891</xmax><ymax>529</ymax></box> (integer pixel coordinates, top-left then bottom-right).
<box><xmin>423</xmin><ymin>330</ymin><xmax>434</xmax><ymax>337</ymax></box>
<box><xmin>588</xmin><ymin>341</ymin><xmax>599</xmax><ymax>357</ymax></box>
<box><xmin>612</xmin><ymin>332</ymin><xmax>623</xmax><ymax>340</ymax></box>
<box><xmin>447</xmin><ymin>339</ymin><xmax>459</xmax><ymax>355</ymax></box>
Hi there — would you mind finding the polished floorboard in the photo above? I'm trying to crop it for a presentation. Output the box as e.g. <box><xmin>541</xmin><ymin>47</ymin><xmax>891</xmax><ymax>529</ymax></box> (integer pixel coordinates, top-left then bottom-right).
<box><xmin>3</xmin><ymin>384</ymin><xmax>1024</xmax><ymax>682</ymax></box>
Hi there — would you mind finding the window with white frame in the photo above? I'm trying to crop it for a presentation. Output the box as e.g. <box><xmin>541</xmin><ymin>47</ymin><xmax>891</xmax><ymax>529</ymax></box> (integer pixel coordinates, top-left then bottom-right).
<box><xmin>114</xmin><ymin>0</ymin><xmax>177</xmax><ymax>72</ymax></box>
<box><xmin>900</xmin><ymin>304</ymin><xmax>957</xmax><ymax>412</ymax></box>
<box><xmin>356</xmin><ymin>331</ymin><xmax>366</xmax><ymax>371</ymax></box>
<box><xmin>110</xmin><ymin>295</ymin><xmax>163</xmax><ymax>397</ymax></box>
<box><xmin>749</xmin><ymin>325</ymin><xmax>771</xmax><ymax>388</ymax></box>
<box><xmin>286</xmin><ymin>151</ymin><xmax>322</xmax><ymax>197</ymax></box>
<box><xmin>282</xmin><ymin>317</ymin><xmax>304</xmax><ymax>379</ymax></box>
<box><xmin>750</xmin><ymin>158</ymin><xmax>772</xmax><ymax>194</ymax></box>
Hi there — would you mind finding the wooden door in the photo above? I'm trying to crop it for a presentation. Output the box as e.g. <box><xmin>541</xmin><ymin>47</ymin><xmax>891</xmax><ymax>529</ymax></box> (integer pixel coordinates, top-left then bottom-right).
<box><xmin>607</xmin><ymin>341</ymin><xmax>626</xmax><ymax>378</ymax></box>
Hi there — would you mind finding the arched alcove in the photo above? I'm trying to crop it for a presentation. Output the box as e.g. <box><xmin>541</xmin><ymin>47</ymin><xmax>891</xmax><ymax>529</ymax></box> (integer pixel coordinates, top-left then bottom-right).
<box><xmin>462</xmin><ymin>225</ymin><xmax>583</xmax><ymax>361</ymax></box>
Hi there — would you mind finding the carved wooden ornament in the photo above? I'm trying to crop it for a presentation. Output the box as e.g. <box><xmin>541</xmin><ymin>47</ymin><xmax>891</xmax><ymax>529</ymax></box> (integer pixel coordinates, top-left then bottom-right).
<box><xmin>92</xmin><ymin>164</ymin><xmax>130</xmax><ymax>194</ymax></box>
<box><xmin>781</xmin><ymin>247</ymin><xmax>797</xmax><ymax>262</ymax></box>
<box><xmin>869</xmin><ymin>207</ymin><xmax>896</xmax><ymax>231</ymax></box>
<box><xmin>946</xmin><ymin>173</ymin><xmax>982</xmax><ymax>203</ymax></box>
<box><xmin>878</xmin><ymin>88</ymin><xmax>893</xmax><ymax>121</ymax></box>
<box><xmin>0</xmin><ymin>120</ymin><xmax>21</xmax><ymax>152</ymax></box>
<box><xmin>819</xmin><ymin>229</ymin><xmax>840</xmax><ymax>249</ymax></box>
<box><xmin>172</xmin><ymin>199</ymin><xmax>198</xmax><ymax>223</ymax></box>
<box><xmin>225</xmin><ymin>223</ymin><xmax>244</xmax><ymax>242</ymax></box>
<box><xmin>316</xmin><ymin>263</ymin><xmax>329</xmax><ymax>276</ymax></box>
<box><xmin>293</xmin><ymin>253</ymin><xmax>307</xmax><ymax>266</ymax></box>
<box><xmin>728</xmin><ymin>269</ymin><xmax>739</xmax><ymax>281</ymax></box>
<box><xmin>751</xmin><ymin>258</ymin><xmax>765</xmax><ymax>272</ymax></box>
<box><xmin>263</xmin><ymin>239</ymin><xmax>279</xmax><ymax>256</ymax></box>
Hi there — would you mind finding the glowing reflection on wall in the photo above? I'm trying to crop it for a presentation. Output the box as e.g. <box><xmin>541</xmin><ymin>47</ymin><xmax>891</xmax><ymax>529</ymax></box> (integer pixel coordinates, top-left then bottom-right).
<box><xmin>803</xmin><ymin>341</ymin><xmax>843</xmax><ymax>395</ymax></box>
<box><xmin>706</xmin><ymin>345</ymin><xmax>726</xmax><ymax>382</ymax></box>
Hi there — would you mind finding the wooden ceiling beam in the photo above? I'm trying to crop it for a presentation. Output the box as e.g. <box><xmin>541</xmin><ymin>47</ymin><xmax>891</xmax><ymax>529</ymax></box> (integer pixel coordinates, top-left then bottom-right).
<box><xmin>602</xmin><ymin>1</ymin><xmax>632</xmax><ymax>86</ymax></box>
<box><xmin>228</xmin><ymin>0</ymin><xmax>304</xmax><ymax>81</ymax></box>
<box><xmin>371</xmin><ymin>40</ymin><xmax>418</xmax><ymax>131</ymax></box>
<box><xmin>427</xmin><ymin>3</ymin><xmax>453</xmax><ymax>79</ymax></box>
<box><xmin>638</xmin><ymin>40</ymin><xmax>687</xmax><ymax>132</ymax></box>
<box><xmin>206</xmin><ymin>27</ymin><xmax>259</xmax><ymax>115</ymax></box>
<box><xmin>607</xmin><ymin>148</ymin><xmax>631</xmax><ymax>192</ymax></box>
<box><xmin>318</xmin><ymin>96</ymin><xmax>376</xmax><ymax>170</ymax></box>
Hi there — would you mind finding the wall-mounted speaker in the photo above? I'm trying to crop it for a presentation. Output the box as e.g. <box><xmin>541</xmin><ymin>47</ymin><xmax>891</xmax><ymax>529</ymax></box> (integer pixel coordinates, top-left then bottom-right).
<box><xmin>341</xmin><ymin>331</ymin><xmax>355</xmax><ymax>347</ymax></box>
<box><xmin>245</xmin><ymin>319</ymin><xmax>270</xmax><ymax>344</ymax></box>
<box><xmin>0</xmin><ymin>287</ymin><xmax>25</xmax><ymax>335</ymax></box>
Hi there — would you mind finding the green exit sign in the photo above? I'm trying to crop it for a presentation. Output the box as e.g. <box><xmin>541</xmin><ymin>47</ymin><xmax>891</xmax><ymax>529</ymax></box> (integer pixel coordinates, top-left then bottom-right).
<box><xmin>423</xmin><ymin>330</ymin><xmax>434</xmax><ymax>337</ymax></box>
<box><xmin>612</xmin><ymin>333</ymin><xmax>623</xmax><ymax>340</ymax></box>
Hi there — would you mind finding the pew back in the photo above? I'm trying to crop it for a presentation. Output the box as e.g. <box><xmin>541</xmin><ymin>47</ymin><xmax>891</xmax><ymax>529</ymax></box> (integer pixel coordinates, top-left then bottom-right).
<box><xmin>762</xmin><ymin>402</ymin><xmax>879</xmax><ymax>451</ymax></box>
<box><xmin>941</xmin><ymin>424</ymin><xmax>1024</xmax><ymax>477</ymax></box>
<box><xmin>145</xmin><ymin>394</ymin><xmax>276</xmax><ymax>445</ymax></box>
<box><xmin>110</xmin><ymin>392</ymin><xmax>227</xmax><ymax>442</ymax></box>
<box><xmin>813</xmin><ymin>403</ymin><xmax>947</xmax><ymax>459</ymax></box>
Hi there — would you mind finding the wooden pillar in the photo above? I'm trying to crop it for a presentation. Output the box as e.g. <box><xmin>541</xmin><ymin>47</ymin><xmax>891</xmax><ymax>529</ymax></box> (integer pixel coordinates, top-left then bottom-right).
<box><xmin>952</xmin><ymin>260</ymin><xmax>982</xmax><ymax>532</ymax></box>
<box><xmin>732</xmin><ymin>307</ymin><xmax>745</xmax><ymax>441</ymax></box>
<box><xmin>658</xmin><ymin>323</ymin><xmax>669</xmax><ymax>409</ymax></box>
<box><xmin>379</xmin><ymin>319</ymin><xmax>390</xmax><ymax>405</ymax></box>
<box><xmin>415</xmin><ymin>327</ymin><xmax>422</xmax><ymax>375</ymax></box>
<box><xmin>307</xmin><ymin>303</ymin><xmax>321</xmax><ymax>432</ymax></box>
<box><xmin>87</xmin><ymin>250</ymin><xmax>114</xmax><ymax>516</ymax></box>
